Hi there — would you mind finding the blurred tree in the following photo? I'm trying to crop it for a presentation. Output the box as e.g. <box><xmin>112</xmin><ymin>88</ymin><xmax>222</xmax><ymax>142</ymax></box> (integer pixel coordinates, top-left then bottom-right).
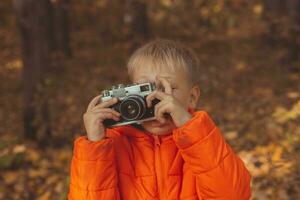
<box><xmin>124</xmin><ymin>0</ymin><xmax>149</xmax><ymax>53</ymax></box>
<box><xmin>13</xmin><ymin>0</ymin><xmax>52</xmax><ymax>141</ymax></box>
<box><xmin>0</xmin><ymin>1</ymin><xmax>8</xmax><ymax>26</ymax></box>
<box><xmin>286</xmin><ymin>0</ymin><xmax>300</xmax><ymax>71</ymax></box>
<box><xmin>264</xmin><ymin>0</ymin><xmax>300</xmax><ymax>72</ymax></box>
<box><xmin>52</xmin><ymin>0</ymin><xmax>72</xmax><ymax>56</ymax></box>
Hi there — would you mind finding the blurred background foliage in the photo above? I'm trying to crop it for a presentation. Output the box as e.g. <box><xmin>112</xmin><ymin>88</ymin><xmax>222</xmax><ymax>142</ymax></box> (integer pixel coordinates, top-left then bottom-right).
<box><xmin>0</xmin><ymin>0</ymin><xmax>299</xmax><ymax>199</ymax></box>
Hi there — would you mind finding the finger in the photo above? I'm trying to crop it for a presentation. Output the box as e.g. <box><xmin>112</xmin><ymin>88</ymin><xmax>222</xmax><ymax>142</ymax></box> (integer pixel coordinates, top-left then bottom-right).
<box><xmin>91</xmin><ymin>108</ymin><xmax>121</xmax><ymax>117</ymax></box>
<box><xmin>154</xmin><ymin>101</ymin><xmax>168</xmax><ymax>123</ymax></box>
<box><xmin>94</xmin><ymin>97</ymin><xmax>118</xmax><ymax>109</ymax></box>
<box><xmin>84</xmin><ymin>109</ymin><xmax>120</xmax><ymax>121</ymax></box>
<box><xmin>146</xmin><ymin>91</ymin><xmax>168</xmax><ymax>107</ymax></box>
<box><xmin>156</xmin><ymin>103</ymin><xmax>171</xmax><ymax>123</ymax></box>
<box><xmin>86</xmin><ymin>94</ymin><xmax>102</xmax><ymax>112</ymax></box>
<box><xmin>97</xmin><ymin>112</ymin><xmax>120</xmax><ymax>122</ymax></box>
<box><xmin>84</xmin><ymin>111</ymin><xmax>118</xmax><ymax>123</ymax></box>
<box><xmin>156</xmin><ymin>76</ymin><xmax>172</xmax><ymax>94</ymax></box>
<box><xmin>154</xmin><ymin>101</ymin><xmax>166</xmax><ymax>116</ymax></box>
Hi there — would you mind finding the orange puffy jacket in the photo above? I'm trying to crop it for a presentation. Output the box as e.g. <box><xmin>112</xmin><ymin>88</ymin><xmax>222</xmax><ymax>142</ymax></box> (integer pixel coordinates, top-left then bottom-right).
<box><xmin>68</xmin><ymin>111</ymin><xmax>251</xmax><ymax>199</ymax></box>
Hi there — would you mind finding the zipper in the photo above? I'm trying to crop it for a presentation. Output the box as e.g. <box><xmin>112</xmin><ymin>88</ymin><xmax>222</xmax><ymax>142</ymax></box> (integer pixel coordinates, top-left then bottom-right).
<box><xmin>153</xmin><ymin>135</ymin><xmax>165</xmax><ymax>199</ymax></box>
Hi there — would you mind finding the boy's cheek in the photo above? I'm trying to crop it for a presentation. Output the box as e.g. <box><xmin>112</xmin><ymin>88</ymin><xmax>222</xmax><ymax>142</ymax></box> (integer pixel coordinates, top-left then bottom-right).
<box><xmin>173</xmin><ymin>93</ymin><xmax>189</xmax><ymax>107</ymax></box>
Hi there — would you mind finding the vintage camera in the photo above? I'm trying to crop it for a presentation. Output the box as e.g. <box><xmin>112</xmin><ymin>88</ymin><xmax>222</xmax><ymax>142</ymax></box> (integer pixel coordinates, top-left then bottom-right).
<box><xmin>99</xmin><ymin>82</ymin><xmax>159</xmax><ymax>127</ymax></box>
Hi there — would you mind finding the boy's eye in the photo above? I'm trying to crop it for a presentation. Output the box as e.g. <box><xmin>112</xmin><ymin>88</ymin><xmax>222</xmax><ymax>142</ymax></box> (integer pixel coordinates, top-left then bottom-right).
<box><xmin>156</xmin><ymin>85</ymin><xmax>177</xmax><ymax>92</ymax></box>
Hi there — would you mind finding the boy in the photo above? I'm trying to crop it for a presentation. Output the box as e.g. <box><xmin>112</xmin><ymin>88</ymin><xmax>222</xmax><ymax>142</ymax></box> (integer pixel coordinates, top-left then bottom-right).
<box><xmin>68</xmin><ymin>39</ymin><xmax>251</xmax><ymax>199</ymax></box>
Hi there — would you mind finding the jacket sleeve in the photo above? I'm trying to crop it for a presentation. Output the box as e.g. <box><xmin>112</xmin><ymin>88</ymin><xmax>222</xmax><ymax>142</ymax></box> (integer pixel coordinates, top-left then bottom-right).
<box><xmin>173</xmin><ymin>111</ymin><xmax>251</xmax><ymax>200</ymax></box>
<box><xmin>68</xmin><ymin>130</ymin><xmax>120</xmax><ymax>200</ymax></box>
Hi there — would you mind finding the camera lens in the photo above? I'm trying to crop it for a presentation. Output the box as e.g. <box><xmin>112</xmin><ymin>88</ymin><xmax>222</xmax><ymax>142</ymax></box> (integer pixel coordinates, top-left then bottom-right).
<box><xmin>120</xmin><ymin>95</ymin><xmax>146</xmax><ymax>121</ymax></box>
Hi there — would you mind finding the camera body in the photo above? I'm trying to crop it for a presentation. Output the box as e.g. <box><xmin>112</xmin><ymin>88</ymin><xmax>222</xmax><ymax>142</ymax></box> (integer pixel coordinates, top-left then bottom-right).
<box><xmin>100</xmin><ymin>82</ymin><xmax>159</xmax><ymax>127</ymax></box>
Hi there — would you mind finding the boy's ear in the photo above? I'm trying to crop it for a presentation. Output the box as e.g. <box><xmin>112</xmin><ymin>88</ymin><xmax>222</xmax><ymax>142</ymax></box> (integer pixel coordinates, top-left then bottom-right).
<box><xmin>189</xmin><ymin>85</ymin><xmax>200</xmax><ymax>109</ymax></box>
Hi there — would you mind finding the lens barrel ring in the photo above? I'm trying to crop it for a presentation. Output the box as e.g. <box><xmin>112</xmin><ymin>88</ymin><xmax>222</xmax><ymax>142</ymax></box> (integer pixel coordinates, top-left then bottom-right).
<box><xmin>119</xmin><ymin>95</ymin><xmax>146</xmax><ymax>121</ymax></box>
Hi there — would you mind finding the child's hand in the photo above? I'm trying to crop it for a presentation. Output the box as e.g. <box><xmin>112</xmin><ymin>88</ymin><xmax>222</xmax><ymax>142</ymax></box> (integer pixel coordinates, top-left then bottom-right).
<box><xmin>146</xmin><ymin>76</ymin><xmax>192</xmax><ymax>128</ymax></box>
<box><xmin>83</xmin><ymin>95</ymin><xmax>120</xmax><ymax>141</ymax></box>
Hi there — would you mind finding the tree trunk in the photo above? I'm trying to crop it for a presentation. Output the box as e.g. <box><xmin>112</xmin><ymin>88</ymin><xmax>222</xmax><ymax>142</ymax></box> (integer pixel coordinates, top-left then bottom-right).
<box><xmin>286</xmin><ymin>0</ymin><xmax>300</xmax><ymax>71</ymax></box>
<box><xmin>52</xmin><ymin>0</ymin><xmax>72</xmax><ymax>56</ymax></box>
<box><xmin>124</xmin><ymin>0</ymin><xmax>149</xmax><ymax>53</ymax></box>
<box><xmin>13</xmin><ymin>0</ymin><xmax>52</xmax><ymax>141</ymax></box>
<box><xmin>263</xmin><ymin>0</ymin><xmax>284</xmax><ymax>45</ymax></box>
<box><xmin>263</xmin><ymin>0</ymin><xmax>300</xmax><ymax>72</ymax></box>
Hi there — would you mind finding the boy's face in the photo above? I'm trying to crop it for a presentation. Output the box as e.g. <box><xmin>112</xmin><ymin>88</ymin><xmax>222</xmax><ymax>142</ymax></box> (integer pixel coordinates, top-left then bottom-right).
<box><xmin>131</xmin><ymin>66</ymin><xmax>197</xmax><ymax>135</ymax></box>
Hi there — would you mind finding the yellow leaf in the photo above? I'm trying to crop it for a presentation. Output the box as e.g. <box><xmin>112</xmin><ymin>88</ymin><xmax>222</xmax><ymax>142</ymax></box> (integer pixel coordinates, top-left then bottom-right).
<box><xmin>271</xmin><ymin>146</ymin><xmax>283</xmax><ymax>162</ymax></box>
<box><xmin>287</xmin><ymin>91</ymin><xmax>300</xmax><ymax>99</ymax></box>
<box><xmin>225</xmin><ymin>131</ymin><xmax>238</xmax><ymax>140</ymax></box>
<box><xmin>38</xmin><ymin>191</ymin><xmax>51</xmax><ymax>200</ymax></box>
<box><xmin>3</xmin><ymin>172</ymin><xmax>19</xmax><ymax>184</ymax></box>
<box><xmin>5</xmin><ymin>59</ymin><xmax>23</xmax><ymax>70</ymax></box>
<box><xmin>253</xmin><ymin>4</ymin><xmax>263</xmax><ymax>15</ymax></box>
<box><xmin>12</xmin><ymin>145</ymin><xmax>26</xmax><ymax>154</ymax></box>
<box><xmin>235</xmin><ymin>62</ymin><xmax>246</xmax><ymax>71</ymax></box>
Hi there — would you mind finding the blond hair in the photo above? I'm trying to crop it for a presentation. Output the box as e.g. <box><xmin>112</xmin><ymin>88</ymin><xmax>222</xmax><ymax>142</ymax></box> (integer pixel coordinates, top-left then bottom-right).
<box><xmin>127</xmin><ymin>39</ymin><xmax>200</xmax><ymax>85</ymax></box>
